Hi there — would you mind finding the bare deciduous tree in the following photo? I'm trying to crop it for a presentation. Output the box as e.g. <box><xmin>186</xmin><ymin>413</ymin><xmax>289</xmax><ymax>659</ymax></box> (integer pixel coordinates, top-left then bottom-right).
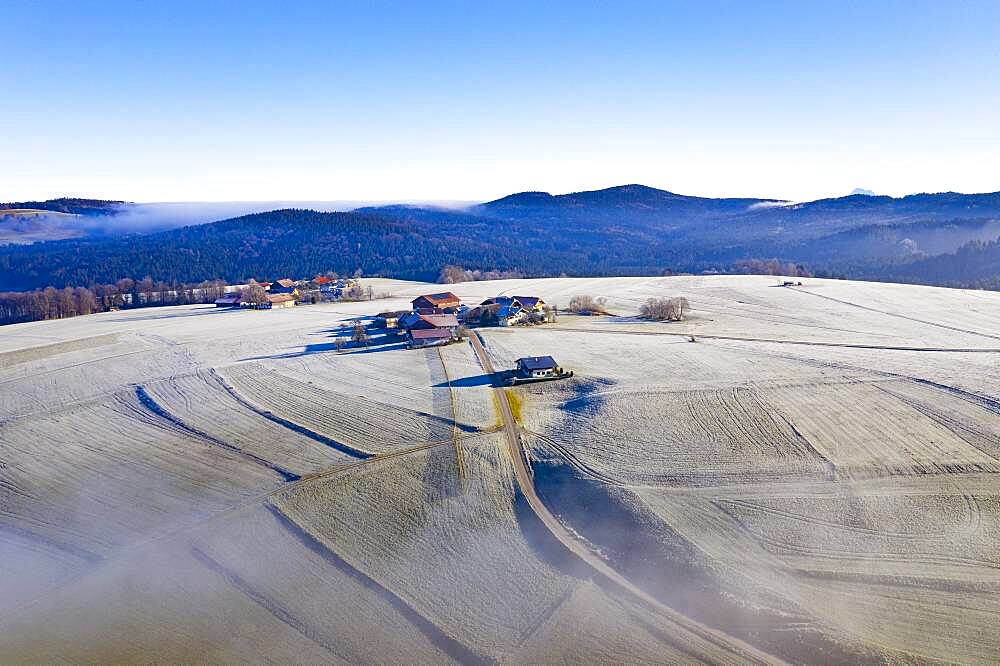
<box><xmin>352</xmin><ymin>322</ymin><xmax>370</xmax><ymax>347</ymax></box>
<box><xmin>241</xmin><ymin>284</ymin><xmax>269</xmax><ymax>304</ymax></box>
<box><xmin>640</xmin><ymin>296</ymin><xmax>690</xmax><ymax>321</ymax></box>
<box><xmin>567</xmin><ymin>294</ymin><xmax>608</xmax><ymax>315</ymax></box>
<box><xmin>343</xmin><ymin>283</ymin><xmax>365</xmax><ymax>301</ymax></box>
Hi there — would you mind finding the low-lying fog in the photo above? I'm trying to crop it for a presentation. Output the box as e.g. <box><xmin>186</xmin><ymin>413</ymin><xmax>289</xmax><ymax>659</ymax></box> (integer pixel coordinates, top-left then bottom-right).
<box><xmin>0</xmin><ymin>200</ymin><xmax>475</xmax><ymax>243</ymax></box>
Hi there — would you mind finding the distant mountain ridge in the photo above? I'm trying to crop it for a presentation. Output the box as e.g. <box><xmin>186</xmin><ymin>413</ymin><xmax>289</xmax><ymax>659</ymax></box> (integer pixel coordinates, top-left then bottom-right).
<box><xmin>0</xmin><ymin>198</ymin><xmax>127</xmax><ymax>216</ymax></box>
<box><xmin>2</xmin><ymin>184</ymin><xmax>1000</xmax><ymax>291</ymax></box>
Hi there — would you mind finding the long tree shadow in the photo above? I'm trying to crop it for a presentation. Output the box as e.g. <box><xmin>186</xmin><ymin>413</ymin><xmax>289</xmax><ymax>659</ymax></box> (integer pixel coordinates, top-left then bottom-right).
<box><xmin>432</xmin><ymin>374</ymin><xmax>493</xmax><ymax>388</ymax></box>
<box><xmin>241</xmin><ymin>339</ymin><xmax>408</xmax><ymax>361</ymax></box>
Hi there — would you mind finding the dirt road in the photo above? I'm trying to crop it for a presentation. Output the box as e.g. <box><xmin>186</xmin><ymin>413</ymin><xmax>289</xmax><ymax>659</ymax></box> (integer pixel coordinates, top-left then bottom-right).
<box><xmin>466</xmin><ymin>334</ymin><xmax>782</xmax><ymax>665</ymax></box>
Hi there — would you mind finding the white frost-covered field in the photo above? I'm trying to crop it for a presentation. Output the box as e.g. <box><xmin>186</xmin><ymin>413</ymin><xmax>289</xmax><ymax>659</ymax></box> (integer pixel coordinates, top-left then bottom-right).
<box><xmin>1</xmin><ymin>275</ymin><xmax>999</xmax><ymax>663</ymax></box>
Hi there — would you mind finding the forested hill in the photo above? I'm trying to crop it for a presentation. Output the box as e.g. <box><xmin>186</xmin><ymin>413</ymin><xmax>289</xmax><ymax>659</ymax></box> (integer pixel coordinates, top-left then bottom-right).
<box><xmin>476</xmin><ymin>184</ymin><xmax>781</xmax><ymax>228</ymax></box>
<box><xmin>0</xmin><ymin>198</ymin><xmax>127</xmax><ymax>215</ymax></box>
<box><xmin>0</xmin><ymin>208</ymin><xmax>619</xmax><ymax>290</ymax></box>
<box><xmin>4</xmin><ymin>185</ymin><xmax>1000</xmax><ymax>291</ymax></box>
<box><xmin>880</xmin><ymin>238</ymin><xmax>1000</xmax><ymax>289</ymax></box>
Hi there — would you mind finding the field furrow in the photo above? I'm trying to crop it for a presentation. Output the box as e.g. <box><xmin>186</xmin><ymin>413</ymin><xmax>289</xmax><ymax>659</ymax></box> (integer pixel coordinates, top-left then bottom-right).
<box><xmin>138</xmin><ymin>370</ymin><xmax>356</xmax><ymax>475</ymax></box>
<box><xmin>220</xmin><ymin>362</ymin><xmax>460</xmax><ymax>453</ymax></box>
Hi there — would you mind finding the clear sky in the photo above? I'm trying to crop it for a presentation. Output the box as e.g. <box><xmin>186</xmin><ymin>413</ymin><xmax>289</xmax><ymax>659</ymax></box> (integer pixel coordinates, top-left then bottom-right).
<box><xmin>3</xmin><ymin>1</ymin><xmax>999</xmax><ymax>203</ymax></box>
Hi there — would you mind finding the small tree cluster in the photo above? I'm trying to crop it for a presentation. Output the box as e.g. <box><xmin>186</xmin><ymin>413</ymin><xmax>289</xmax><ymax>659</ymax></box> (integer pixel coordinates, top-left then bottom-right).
<box><xmin>341</xmin><ymin>282</ymin><xmax>369</xmax><ymax>301</ymax></box>
<box><xmin>640</xmin><ymin>296</ymin><xmax>690</xmax><ymax>321</ymax></box>
<box><xmin>733</xmin><ymin>259</ymin><xmax>812</xmax><ymax>277</ymax></box>
<box><xmin>351</xmin><ymin>322</ymin><xmax>370</xmax><ymax>347</ymax></box>
<box><xmin>566</xmin><ymin>294</ymin><xmax>608</xmax><ymax>315</ymax></box>
<box><xmin>240</xmin><ymin>284</ymin><xmax>269</xmax><ymax>304</ymax></box>
<box><xmin>438</xmin><ymin>265</ymin><xmax>525</xmax><ymax>284</ymax></box>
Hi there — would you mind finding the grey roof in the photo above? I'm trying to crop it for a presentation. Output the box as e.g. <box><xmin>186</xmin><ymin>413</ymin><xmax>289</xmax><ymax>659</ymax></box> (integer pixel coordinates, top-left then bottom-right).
<box><xmin>410</xmin><ymin>328</ymin><xmax>453</xmax><ymax>340</ymax></box>
<box><xmin>419</xmin><ymin>313</ymin><xmax>459</xmax><ymax>328</ymax></box>
<box><xmin>517</xmin><ymin>356</ymin><xmax>558</xmax><ymax>370</ymax></box>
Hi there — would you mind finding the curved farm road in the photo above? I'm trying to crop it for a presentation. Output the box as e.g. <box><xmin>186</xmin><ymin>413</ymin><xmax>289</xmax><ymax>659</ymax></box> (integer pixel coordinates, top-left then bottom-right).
<box><xmin>467</xmin><ymin>334</ymin><xmax>782</xmax><ymax>665</ymax></box>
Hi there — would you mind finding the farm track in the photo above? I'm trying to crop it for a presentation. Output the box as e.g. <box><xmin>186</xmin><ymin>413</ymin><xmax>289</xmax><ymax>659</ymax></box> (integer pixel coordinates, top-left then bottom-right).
<box><xmin>715</xmin><ymin>338</ymin><xmax>1000</xmax><ymax>406</ymax></box>
<box><xmin>787</xmin><ymin>286</ymin><xmax>1000</xmax><ymax>342</ymax></box>
<box><xmin>466</xmin><ymin>334</ymin><xmax>784</xmax><ymax>666</ymax></box>
<box><xmin>0</xmin><ymin>348</ymin><xmax>152</xmax><ymax>386</ymax></box>
<box><xmin>516</xmin><ymin>323</ymin><xmax>1000</xmax><ymax>352</ymax></box>
<box><xmin>0</xmin><ymin>333</ymin><xmax>120</xmax><ymax>369</ymax></box>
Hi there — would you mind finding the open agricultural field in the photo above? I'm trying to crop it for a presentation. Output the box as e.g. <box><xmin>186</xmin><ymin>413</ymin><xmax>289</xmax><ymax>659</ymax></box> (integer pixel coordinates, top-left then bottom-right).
<box><xmin>1</xmin><ymin>275</ymin><xmax>999</xmax><ymax>663</ymax></box>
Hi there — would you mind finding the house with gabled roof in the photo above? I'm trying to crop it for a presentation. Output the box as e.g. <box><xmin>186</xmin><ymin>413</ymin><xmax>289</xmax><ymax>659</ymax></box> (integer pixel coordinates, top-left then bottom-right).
<box><xmin>373</xmin><ymin>310</ymin><xmax>410</xmax><ymax>329</ymax></box>
<box><xmin>512</xmin><ymin>296</ymin><xmax>546</xmax><ymax>311</ymax></box>
<box><xmin>214</xmin><ymin>294</ymin><xmax>241</xmax><ymax>307</ymax></box>
<box><xmin>496</xmin><ymin>304</ymin><xmax>526</xmax><ymax>327</ymax></box>
<box><xmin>409</xmin><ymin>313</ymin><xmax>459</xmax><ymax>331</ymax></box>
<box><xmin>269</xmin><ymin>278</ymin><xmax>298</xmax><ymax>295</ymax></box>
<box><xmin>267</xmin><ymin>293</ymin><xmax>296</xmax><ymax>309</ymax></box>
<box><xmin>408</xmin><ymin>328</ymin><xmax>455</xmax><ymax>348</ymax></box>
<box><xmin>411</xmin><ymin>292</ymin><xmax>461</xmax><ymax>311</ymax></box>
<box><xmin>516</xmin><ymin>356</ymin><xmax>561</xmax><ymax>377</ymax></box>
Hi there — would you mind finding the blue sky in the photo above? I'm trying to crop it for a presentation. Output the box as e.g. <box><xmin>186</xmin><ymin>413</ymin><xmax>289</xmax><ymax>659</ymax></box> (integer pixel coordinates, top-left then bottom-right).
<box><xmin>3</xmin><ymin>1</ymin><xmax>999</xmax><ymax>202</ymax></box>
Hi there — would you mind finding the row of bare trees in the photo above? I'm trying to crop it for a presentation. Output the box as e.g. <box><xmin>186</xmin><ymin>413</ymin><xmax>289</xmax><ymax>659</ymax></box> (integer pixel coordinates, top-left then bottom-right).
<box><xmin>0</xmin><ymin>278</ymin><xmax>229</xmax><ymax>326</ymax></box>
<box><xmin>640</xmin><ymin>296</ymin><xmax>690</xmax><ymax>321</ymax></box>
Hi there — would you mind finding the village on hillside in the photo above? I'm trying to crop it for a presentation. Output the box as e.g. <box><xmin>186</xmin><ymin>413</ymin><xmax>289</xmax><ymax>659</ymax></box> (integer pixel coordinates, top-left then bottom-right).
<box><xmin>370</xmin><ymin>291</ymin><xmax>556</xmax><ymax>347</ymax></box>
<box><xmin>216</xmin><ymin>279</ymin><xmax>571</xmax><ymax>383</ymax></box>
<box><xmin>214</xmin><ymin>275</ymin><xmax>367</xmax><ymax>309</ymax></box>
<box><xmin>367</xmin><ymin>291</ymin><xmax>570</xmax><ymax>384</ymax></box>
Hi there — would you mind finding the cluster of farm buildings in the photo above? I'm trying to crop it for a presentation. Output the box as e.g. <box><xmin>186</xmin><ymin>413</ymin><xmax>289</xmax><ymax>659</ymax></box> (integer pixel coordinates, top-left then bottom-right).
<box><xmin>214</xmin><ymin>283</ymin><xmax>568</xmax><ymax>381</ymax></box>
<box><xmin>214</xmin><ymin>276</ymin><xmax>361</xmax><ymax>309</ymax></box>
<box><xmin>373</xmin><ymin>291</ymin><xmax>554</xmax><ymax>349</ymax></box>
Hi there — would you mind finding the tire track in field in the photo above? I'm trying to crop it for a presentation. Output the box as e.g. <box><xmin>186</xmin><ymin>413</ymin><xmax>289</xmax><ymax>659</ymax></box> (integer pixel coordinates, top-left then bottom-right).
<box><xmin>190</xmin><ymin>546</ymin><xmax>341</xmax><ymax>659</ymax></box>
<box><xmin>0</xmin><ymin>524</ymin><xmax>101</xmax><ymax>565</ymax></box>
<box><xmin>523</xmin><ymin>430</ymin><xmax>623</xmax><ymax>487</ymax></box>
<box><xmin>871</xmin><ymin>383</ymin><xmax>1000</xmax><ymax>463</ymax></box>
<box><xmin>262</xmin><ymin>504</ymin><xmax>495</xmax><ymax>666</ymax></box>
<box><xmin>0</xmin><ymin>435</ymin><xmax>488</xmax><ymax>626</ymax></box>
<box><xmin>126</xmin><ymin>386</ymin><xmax>300</xmax><ymax>482</ymax></box>
<box><xmin>714</xmin><ymin>501</ymin><xmax>999</xmax><ymax>572</ymax></box>
<box><xmin>208</xmin><ymin>368</ymin><xmax>372</xmax><ymax>460</ymax></box>
<box><xmin>435</xmin><ymin>347</ymin><xmax>468</xmax><ymax>490</ymax></box>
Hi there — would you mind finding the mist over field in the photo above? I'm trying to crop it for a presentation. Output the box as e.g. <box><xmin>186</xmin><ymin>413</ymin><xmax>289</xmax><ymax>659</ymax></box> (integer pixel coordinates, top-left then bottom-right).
<box><xmin>2</xmin><ymin>275</ymin><xmax>1000</xmax><ymax>663</ymax></box>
